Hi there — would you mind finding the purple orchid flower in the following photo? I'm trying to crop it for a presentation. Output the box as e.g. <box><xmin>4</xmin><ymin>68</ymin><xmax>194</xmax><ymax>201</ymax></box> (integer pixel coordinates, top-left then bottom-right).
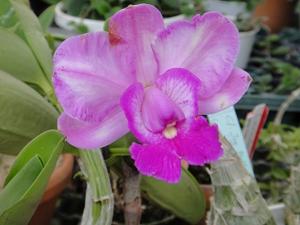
<box><xmin>53</xmin><ymin>4</ymin><xmax>251</xmax><ymax>183</ymax></box>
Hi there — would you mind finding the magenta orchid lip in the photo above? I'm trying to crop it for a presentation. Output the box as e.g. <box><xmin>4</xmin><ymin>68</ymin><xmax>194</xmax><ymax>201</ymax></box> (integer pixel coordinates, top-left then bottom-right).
<box><xmin>53</xmin><ymin>4</ymin><xmax>251</xmax><ymax>183</ymax></box>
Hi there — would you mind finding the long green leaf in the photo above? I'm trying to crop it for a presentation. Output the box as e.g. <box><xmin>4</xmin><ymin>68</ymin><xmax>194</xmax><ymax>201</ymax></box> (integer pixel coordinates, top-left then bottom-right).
<box><xmin>0</xmin><ymin>0</ymin><xmax>28</xmax><ymax>28</ymax></box>
<box><xmin>38</xmin><ymin>5</ymin><xmax>55</xmax><ymax>32</ymax></box>
<box><xmin>0</xmin><ymin>70</ymin><xmax>58</xmax><ymax>155</ymax></box>
<box><xmin>141</xmin><ymin>168</ymin><xmax>206</xmax><ymax>224</ymax></box>
<box><xmin>0</xmin><ymin>28</ymin><xmax>52</xmax><ymax>93</ymax></box>
<box><xmin>0</xmin><ymin>130</ymin><xmax>64</xmax><ymax>225</ymax></box>
<box><xmin>10</xmin><ymin>0</ymin><xmax>53</xmax><ymax>82</ymax></box>
<box><xmin>0</xmin><ymin>156</ymin><xmax>43</xmax><ymax>213</ymax></box>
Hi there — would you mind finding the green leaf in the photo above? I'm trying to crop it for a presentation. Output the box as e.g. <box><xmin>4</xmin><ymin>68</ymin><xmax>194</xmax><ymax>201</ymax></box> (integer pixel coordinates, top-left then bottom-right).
<box><xmin>0</xmin><ymin>0</ymin><xmax>17</xmax><ymax>28</ymax></box>
<box><xmin>42</xmin><ymin>0</ymin><xmax>60</xmax><ymax>4</ymax></box>
<box><xmin>0</xmin><ymin>28</ymin><xmax>52</xmax><ymax>93</ymax></box>
<box><xmin>0</xmin><ymin>0</ymin><xmax>30</xmax><ymax>28</ymax></box>
<box><xmin>38</xmin><ymin>5</ymin><xmax>55</xmax><ymax>32</ymax></box>
<box><xmin>141</xmin><ymin>168</ymin><xmax>206</xmax><ymax>224</ymax></box>
<box><xmin>10</xmin><ymin>0</ymin><xmax>53</xmax><ymax>81</ymax></box>
<box><xmin>0</xmin><ymin>156</ymin><xmax>43</xmax><ymax>213</ymax></box>
<box><xmin>63</xmin><ymin>0</ymin><xmax>88</xmax><ymax>16</ymax></box>
<box><xmin>135</xmin><ymin>0</ymin><xmax>159</xmax><ymax>6</ymax></box>
<box><xmin>91</xmin><ymin>0</ymin><xmax>110</xmax><ymax>17</ymax></box>
<box><xmin>0</xmin><ymin>70</ymin><xmax>58</xmax><ymax>155</ymax></box>
<box><xmin>0</xmin><ymin>130</ymin><xmax>64</xmax><ymax>225</ymax></box>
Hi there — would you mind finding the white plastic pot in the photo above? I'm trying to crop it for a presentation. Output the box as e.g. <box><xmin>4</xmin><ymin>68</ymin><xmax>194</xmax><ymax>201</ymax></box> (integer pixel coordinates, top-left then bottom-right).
<box><xmin>202</xmin><ymin>0</ymin><xmax>247</xmax><ymax>19</ymax></box>
<box><xmin>55</xmin><ymin>3</ymin><xmax>185</xmax><ymax>32</ymax></box>
<box><xmin>55</xmin><ymin>2</ymin><xmax>105</xmax><ymax>32</ymax></box>
<box><xmin>163</xmin><ymin>14</ymin><xmax>185</xmax><ymax>25</ymax></box>
<box><xmin>269</xmin><ymin>203</ymin><xmax>285</xmax><ymax>225</ymax></box>
<box><xmin>236</xmin><ymin>27</ymin><xmax>259</xmax><ymax>69</ymax></box>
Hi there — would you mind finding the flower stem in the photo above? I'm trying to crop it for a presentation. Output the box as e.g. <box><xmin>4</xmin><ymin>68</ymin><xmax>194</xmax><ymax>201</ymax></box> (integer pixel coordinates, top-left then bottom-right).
<box><xmin>47</xmin><ymin>80</ymin><xmax>113</xmax><ymax>224</ymax></box>
<box><xmin>79</xmin><ymin>149</ymin><xmax>114</xmax><ymax>225</ymax></box>
<box><xmin>122</xmin><ymin>161</ymin><xmax>142</xmax><ymax>225</ymax></box>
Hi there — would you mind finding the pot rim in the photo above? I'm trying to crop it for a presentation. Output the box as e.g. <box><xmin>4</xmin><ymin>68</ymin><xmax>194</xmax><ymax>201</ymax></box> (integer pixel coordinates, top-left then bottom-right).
<box><xmin>56</xmin><ymin>2</ymin><xmax>184</xmax><ymax>23</ymax></box>
<box><xmin>239</xmin><ymin>26</ymin><xmax>260</xmax><ymax>36</ymax></box>
<box><xmin>55</xmin><ymin>2</ymin><xmax>105</xmax><ymax>24</ymax></box>
<box><xmin>40</xmin><ymin>153</ymin><xmax>74</xmax><ymax>203</ymax></box>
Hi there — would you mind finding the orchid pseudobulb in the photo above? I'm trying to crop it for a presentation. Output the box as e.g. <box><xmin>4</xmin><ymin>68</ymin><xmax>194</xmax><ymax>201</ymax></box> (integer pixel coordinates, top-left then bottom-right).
<box><xmin>53</xmin><ymin>4</ymin><xmax>252</xmax><ymax>183</ymax></box>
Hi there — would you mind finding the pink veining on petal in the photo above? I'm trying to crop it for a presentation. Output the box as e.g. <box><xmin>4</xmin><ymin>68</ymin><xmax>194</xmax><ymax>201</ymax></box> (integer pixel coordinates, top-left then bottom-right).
<box><xmin>109</xmin><ymin>4</ymin><xmax>164</xmax><ymax>85</ymax></box>
<box><xmin>175</xmin><ymin>116</ymin><xmax>223</xmax><ymax>165</ymax></box>
<box><xmin>120</xmin><ymin>83</ymin><xmax>162</xmax><ymax>144</ymax></box>
<box><xmin>152</xmin><ymin>12</ymin><xmax>239</xmax><ymax>98</ymax></box>
<box><xmin>53</xmin><ymin>32</ymin><xmax>135</xmax><ymax>123</ymax></box>
<box><xmin>156</xmin><ymin>68</ymin><xmax>200</xmax><ymax>118</ymax></box>
<box><xmin>120</xmin><ymin>68</ymin><xmax>201</xmax><ymax>143</ymax></box>
<box><xmin>130</xmin><ymin>142</ymin><xmax>182</xmax><ymax>183</ymax></box>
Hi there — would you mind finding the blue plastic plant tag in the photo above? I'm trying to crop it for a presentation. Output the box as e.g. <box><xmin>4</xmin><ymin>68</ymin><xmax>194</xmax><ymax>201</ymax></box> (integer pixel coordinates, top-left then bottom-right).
<box><xmin>207</xmin><ymin>106</ymin><xmax>254</xmax><ymax>175</ymax></box>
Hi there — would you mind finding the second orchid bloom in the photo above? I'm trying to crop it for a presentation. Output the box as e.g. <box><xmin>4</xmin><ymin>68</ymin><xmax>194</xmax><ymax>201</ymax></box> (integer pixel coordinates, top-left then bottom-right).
<box><xmin>53</xmin><ymin>4</ymin><xmax>252</xmax><ymax>183</ymax></box>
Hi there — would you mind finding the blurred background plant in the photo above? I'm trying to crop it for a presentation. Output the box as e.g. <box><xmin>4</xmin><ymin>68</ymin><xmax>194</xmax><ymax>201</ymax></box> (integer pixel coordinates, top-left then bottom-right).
<box><xmin>201</xmin><ymin>0</ymin><xmax>262</xmax><ymax>32</ymax></box>
<box><xmin>220</xmin><ymin>0</ymin><xmax>262</xmax><ymax>12</ymax></box>
<box><xmin>44</xmin><ymin>0</ymin><xmax>202</xmax><ymax>19</ymax></box>
<box><xmin>247</xmin><ymin>28</ymin><xmax>300</xmax><ymax>95</ymax></box>
<box><xmin>253</xmin><ymin>87</ymin><xmax>300</xmax><ymax>204</ymax></box>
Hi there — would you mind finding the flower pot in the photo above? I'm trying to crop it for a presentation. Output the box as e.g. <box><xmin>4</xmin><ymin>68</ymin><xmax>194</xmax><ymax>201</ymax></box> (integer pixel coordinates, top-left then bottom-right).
<box><xmin>28</xmin><ymin>154</ymin><xmax>74</xmax><ymax>225</ymax></box>
<box><xmin>163</xmin><ymin>14</ymin><xmax>185</xmax><ymax>25</ymax></box>
<box><xmin>55</xmin><ymin>2</ymin><xmax>185</xmax><ymax>32</ymax></box>
<box><xmin>202</xmin><ymin>0</ymin><xmax>247</xmax><ymax>19</ymax></box>
<box><xmin>269</xmin><ymin>203</ymin><xmax>285</xmax><ymax>225</ymax></box>
<box><xmin>236</xmin><ymin>27</ymin><xmax>259</xmax><ymax>69</ymax></box>
<box><xmin>254</xmin><ymin>0</ymin><xmax>296</xmax><ymax>33</ymax></box>
<box><xmin>55</xmin><ymin>2</ymin><xmax>105</xmax><ymax>32</ymax></box>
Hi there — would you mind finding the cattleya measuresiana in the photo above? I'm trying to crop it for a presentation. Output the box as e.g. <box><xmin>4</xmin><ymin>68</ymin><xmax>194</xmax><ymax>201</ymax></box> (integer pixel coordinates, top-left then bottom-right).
<box><xmin>53</xmin><ymin>4</ymin><xmax>252</xmax><ymax>183</ymax></box>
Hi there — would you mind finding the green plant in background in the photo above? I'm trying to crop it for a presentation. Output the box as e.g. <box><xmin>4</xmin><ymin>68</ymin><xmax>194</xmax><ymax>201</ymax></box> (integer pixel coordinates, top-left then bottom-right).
<box><xmin>284</xmin><ymin>165</ymin><xmax>300</xmax><ymax>225</ymax></box>
<box><xmin>254</xmin><ymin>88</ymin><xmax>300</xmax><ymax>204</ymax></box>
<box><xmin>45</xmin><ymin>0</ymin><xmax>201</xmax><ymax>20</ymax></box>
<box><xmin>295</xmin><ymin>0</ymin><xmax>300</xmax><ymax>15</ymax></box>
<box><xmin>219</xmin><ymin>0</ymin><xmax>262</xmax><ymax>12</ymax></box>
<box><xmin>201</xmin><ymin>0</ymin><xmax>262</xmax><ymax>32</ymax></box>
<box><xmin>247</xmin><ymin>28</ymin><xmax>300</xmax><ymax>95</ymax></box>
<box><xmin>234</xmin><ymin>14</ymin><xmax>259</xmax><ymax>32</ymax></box>
<box><xmin>255</xmin><ymin>123</ymin><xmax>300</xmax><ymax>203</ymax></box>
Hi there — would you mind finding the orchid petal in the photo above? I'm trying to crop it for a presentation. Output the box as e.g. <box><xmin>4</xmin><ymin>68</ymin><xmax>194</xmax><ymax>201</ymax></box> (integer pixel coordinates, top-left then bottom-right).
<box><xmin>130</xmin><ymin>142</ymin><xmax>181</xmax><ymax>183</ymax></box>
<box><xmin>153</xmin><ymin>12</ymin><xmax>239</xmax><ymax>98</ymax></box>
<box><xmin>156</xmin><ymin>68</ymin><xmax>200</xmax><ymax>118</ymax></box>
<box><xmin>120</xmin><ymin>83</ymin><xmax>163</xmax><ymax>143</ymax></box>
<box><xmin>58</xmin><ymin>110</ymin><xmax>128</xmax><ymax>149</ymax></box>
<box><xmin>176</xmin><ymin>117</ymin><xmax>223</xmax><ymax>165</ymax></box>
<box><xmin>142</xmin><ymin>86</ymin><xmax>184</xmax><ymax>133</ymax></box>
<box><xmin>198</xmin><ymin>68</ymin><xmax>252</xmax><ymax>114</ymax></box>
<box><xmin>109</xmin><ymin>4</ymin><xmax>164</xmax><ymax>84</ymax></box>
<box><xmin>53</xmin><ymin>32</ymin><xmax>134</xmax><ymax>122</ymax></box>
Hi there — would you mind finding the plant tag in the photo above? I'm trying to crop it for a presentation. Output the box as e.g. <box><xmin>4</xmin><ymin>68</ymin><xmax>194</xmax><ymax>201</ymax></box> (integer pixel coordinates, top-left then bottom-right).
<box><xmin>208</xmin><ymin>106</ymin><xmax>254</xmax><ymax>175</ymax></box>
<box><xmin>243</xmin><ymin>104</ymin><xmax>269</xmax><ymax>159</ymax></box>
